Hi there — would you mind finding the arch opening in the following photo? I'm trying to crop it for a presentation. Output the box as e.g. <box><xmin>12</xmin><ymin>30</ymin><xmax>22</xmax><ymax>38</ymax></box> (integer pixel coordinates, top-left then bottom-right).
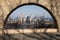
<box><xmin>3</xmin><ymin>3</ymin><xmax>58</xmax><ymax>29</ymax></box>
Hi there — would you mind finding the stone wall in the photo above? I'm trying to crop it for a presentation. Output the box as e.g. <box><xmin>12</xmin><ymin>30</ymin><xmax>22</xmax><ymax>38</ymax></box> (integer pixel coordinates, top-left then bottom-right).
<box><xmin>0</xmin><ymin>0</ymin><xmax>60</xmax><ymax>32</ymax></box>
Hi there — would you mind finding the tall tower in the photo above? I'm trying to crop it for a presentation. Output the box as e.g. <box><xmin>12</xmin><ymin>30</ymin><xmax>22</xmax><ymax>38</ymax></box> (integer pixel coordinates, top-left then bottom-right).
<box><xmin>19</xmin><ymin>12</ymin><xmax>25</xmax><ymax>23</ymax></box>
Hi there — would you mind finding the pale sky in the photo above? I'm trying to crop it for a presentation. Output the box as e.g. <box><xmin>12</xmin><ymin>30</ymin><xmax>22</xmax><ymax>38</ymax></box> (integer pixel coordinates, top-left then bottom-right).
<box><xmin>9</xmin><ymin>5</ymin><xmax>52</xmax><ymax>19</ymax></box>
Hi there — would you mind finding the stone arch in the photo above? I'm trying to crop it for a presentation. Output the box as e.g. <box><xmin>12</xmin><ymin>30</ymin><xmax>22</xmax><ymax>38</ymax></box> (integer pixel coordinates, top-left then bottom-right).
<box><xmin>3</xmin><ymin>3</ymin><xmax>58</xmax><ymax>30</ymax></box>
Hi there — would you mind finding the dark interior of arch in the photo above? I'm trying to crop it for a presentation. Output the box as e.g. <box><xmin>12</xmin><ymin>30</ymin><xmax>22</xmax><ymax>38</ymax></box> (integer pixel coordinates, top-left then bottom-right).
<box><xmin>4</xmin><ymin>3</ymin><xmax>58</xmax><ymax>29</ymax></box>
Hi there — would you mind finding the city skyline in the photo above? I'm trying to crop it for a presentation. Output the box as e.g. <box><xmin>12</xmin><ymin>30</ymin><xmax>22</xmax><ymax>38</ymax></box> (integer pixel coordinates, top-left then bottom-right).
<box><xmin>5</xmin><ymin>5</ymin><xmax>55</xmax><ymax>29</ymax></box>
<box><xmin>9</xmin><ymin>5</ymin><xmax>53</xmax><ymax>19</ymax></box>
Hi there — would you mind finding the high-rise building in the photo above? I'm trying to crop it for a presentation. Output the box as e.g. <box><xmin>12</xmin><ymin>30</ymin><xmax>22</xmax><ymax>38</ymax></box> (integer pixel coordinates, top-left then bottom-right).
<box><xmin>26</xmin><ymin>16</ymin><xmax>30</xmax><ymax>23</ymax></box>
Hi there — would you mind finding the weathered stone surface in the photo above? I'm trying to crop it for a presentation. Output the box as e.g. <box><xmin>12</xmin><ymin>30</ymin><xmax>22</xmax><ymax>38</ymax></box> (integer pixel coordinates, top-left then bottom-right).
<box><xmin>0</xmin><ymin>0</ymin><xmax>60</xmax><ymax>32</ymax></box>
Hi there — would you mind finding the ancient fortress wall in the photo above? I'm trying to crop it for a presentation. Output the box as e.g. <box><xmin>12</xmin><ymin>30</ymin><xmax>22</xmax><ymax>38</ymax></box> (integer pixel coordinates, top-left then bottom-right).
<box><xmin>0</xmin><ymin>0</ymin><xmax>60</xmax><ymax>32</ymax></box>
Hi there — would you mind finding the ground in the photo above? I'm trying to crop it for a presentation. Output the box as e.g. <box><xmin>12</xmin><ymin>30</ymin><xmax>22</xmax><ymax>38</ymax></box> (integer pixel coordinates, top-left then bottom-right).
<box><xmin>0</xmin><ymin>33</ymin><xmax>60</xmax><ymax>40</ymax></box>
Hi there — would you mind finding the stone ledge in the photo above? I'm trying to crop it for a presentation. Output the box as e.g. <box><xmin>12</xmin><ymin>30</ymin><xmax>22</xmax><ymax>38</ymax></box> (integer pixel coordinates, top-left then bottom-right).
<box><xmin>0</xmin><ymin>29</ymin><xmax>57</xmax><ymax>34</ymax></box>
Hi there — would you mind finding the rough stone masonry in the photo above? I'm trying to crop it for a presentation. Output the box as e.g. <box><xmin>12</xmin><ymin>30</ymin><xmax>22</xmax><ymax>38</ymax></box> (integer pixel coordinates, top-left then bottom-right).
<box><xmin>0</xmin><ymin>0</ymin><xmax>60</xmax><ymax>33</ymax></box>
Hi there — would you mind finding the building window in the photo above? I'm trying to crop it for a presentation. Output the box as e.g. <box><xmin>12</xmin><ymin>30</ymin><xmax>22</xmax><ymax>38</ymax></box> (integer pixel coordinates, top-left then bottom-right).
<box><xmin>4</xmin><ymin>3</ymin><xmax>58</xmax><ymax>29</ymax></box>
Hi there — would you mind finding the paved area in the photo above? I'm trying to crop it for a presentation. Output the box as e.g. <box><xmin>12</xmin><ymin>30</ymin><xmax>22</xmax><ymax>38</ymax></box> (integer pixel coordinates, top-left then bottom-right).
<box><xmin>0</xmin><ymin>33</ymin><xmax>60</xmax><ymax>40</ymax></box>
